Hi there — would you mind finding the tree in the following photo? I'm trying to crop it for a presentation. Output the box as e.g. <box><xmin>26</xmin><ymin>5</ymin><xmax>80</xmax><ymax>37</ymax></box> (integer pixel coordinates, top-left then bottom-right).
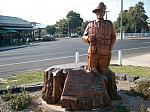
<box><xmin>114</xmin><ymin>2</ymin><xmax>149</xmax><ymax>33</ymax></box>
<box><xmin>129</xmin><ymin>2</ymin><xmax>149</xmax><ymax>33</ymax></box>
<box><xmin>76</xmin><ymin>21</ymin><xmax>89</xmax><ymax>36</ymax></box>
<box><xmin>66</xmin><ymin>11</ymin><xmax>83</xmax><ymax>35</ymax></box>
<box><xmin>148</xmin><ymin>19</ymin><xmax>150</xmax><ymax>32</ymax></box>
<box><xmin>55</xmin><ymin>19</ymin><xmax>68</xmax><ymax>34</ymax></box>
<box><xmin>45</xmin><ymin>25</ymin><xmax>56</xmax><ymax>36</ymax></box>
<box><xmin>114</xmin><ymin>10</ymin><xmax>131</xmax><ymax>33</ymax></box>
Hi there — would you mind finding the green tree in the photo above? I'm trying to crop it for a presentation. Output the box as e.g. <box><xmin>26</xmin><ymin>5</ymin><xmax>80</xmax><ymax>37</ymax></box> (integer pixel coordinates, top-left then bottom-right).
<box><xmin>45</xmin><ymin>25</ymin><xmax>56</xmax><ymax>36</ymax></box>
<box><xmin>66</xmin><ymin>11</ymin><xmax>83</xmax><ymax>35</ymax></box>
<box><xmin>76</xmin><ymin>21</ymin><xmax>89</xmax><ymax>36</ymax></box>
<box><xmin>55</xmin><ymin>19</ymin><xmax>68</xmax><ymax>35</ymax></box>
<box><xmin>148</xmin><ymin>19</ymin><xmax>150</xmax><ymax>32</ymax></box>
<box><xmin>114</xmin><ymin>10</ymin><xmax>131</xmax><ymax>33</ymax></box>
<box><xmin>129</xmin><ymin>2</ymin><xmax>149</xmax><ymax>33</ymax></box>
<box><xmin>114</xmin><ymin>2</ymin><xmax>149</xmax><ymax>33</ymax></box>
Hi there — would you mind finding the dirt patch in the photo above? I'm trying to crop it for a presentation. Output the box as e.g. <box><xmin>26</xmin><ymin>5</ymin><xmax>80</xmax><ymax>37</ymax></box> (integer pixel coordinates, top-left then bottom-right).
<box><xmin>0</xmin><ymin>80</ymin><xmax>150</xmax><ymax>112</ymax></box>
<box><xmin>116</xmin><ymin>80</ymin><xmax>150</xmax><ymax>112</ymax></box>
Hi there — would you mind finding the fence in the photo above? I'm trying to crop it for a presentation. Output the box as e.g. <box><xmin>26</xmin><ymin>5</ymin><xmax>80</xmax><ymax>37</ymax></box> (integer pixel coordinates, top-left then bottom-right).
<box><xmin>116</xmin><ymin>33</ymin><xmax>150</xmax><ymax>39</ymax></box>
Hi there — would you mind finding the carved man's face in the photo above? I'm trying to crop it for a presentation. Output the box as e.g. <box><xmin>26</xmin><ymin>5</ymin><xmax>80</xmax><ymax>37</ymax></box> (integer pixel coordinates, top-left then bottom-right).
<box><xmin>95</xmin><ymin>10</ymin><xmax>105</xmax><ymax>19</ymax></box>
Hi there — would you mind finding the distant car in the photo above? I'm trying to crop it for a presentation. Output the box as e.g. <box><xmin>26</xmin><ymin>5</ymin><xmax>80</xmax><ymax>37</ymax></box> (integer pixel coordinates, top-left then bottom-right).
<box><xmin>42</xmin><ymin>34</ymin><xmax>55</xmax><ymax>41</ymax></box>
<box><xmin>71</xmin><ymin>33</ymin><xmax>78</xmax><ymax>38</ymax></box>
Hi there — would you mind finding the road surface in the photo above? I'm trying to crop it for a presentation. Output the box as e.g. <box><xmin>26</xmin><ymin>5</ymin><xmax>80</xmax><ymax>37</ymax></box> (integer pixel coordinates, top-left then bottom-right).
<box><xmin>0</xmin><ymin>38</ymin><xmax>150</xmax><ymax>77</ymax></box>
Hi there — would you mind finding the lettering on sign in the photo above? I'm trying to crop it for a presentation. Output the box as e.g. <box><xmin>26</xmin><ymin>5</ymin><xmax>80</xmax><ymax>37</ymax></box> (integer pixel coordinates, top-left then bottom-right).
<box><xmin>62</xmin><ymin>69</ymin><xmax>104</xmax><ymax>97</ymax></box>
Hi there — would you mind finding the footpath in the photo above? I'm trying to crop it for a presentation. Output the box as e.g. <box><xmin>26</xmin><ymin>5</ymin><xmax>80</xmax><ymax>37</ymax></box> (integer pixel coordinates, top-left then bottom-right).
<box><xmin>0</xmin><ymin>45</ymin><xmax>28</xmax><ymax>51</ymax></box>
<box><xmin>110</xmin><ymin>53</ymin><xmax>150</xmax><ymax>67</ymax></box>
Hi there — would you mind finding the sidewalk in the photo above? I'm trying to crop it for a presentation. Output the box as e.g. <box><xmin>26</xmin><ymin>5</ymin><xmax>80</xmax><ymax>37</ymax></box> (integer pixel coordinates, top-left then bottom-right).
<box><xmin>110</xmin><ymin>53</ymin><xmax>150</xmax><ymax>67</ymax></box>
<box><xmin>52</xmin><ymin>53</ymin><xmax>150</xmax><ymax>68</ymax></box>
<box><xmin>0</xmin><ymin>45</ymin><xmax>28</xmax><ymax>51</ymax></box>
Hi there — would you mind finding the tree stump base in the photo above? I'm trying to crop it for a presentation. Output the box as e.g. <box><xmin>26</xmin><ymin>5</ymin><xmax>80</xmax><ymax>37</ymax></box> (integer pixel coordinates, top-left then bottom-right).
<box><xmin>42</xmin><ymin>63</ymin><xmax>119</xmax><ymax>111</ymax></box>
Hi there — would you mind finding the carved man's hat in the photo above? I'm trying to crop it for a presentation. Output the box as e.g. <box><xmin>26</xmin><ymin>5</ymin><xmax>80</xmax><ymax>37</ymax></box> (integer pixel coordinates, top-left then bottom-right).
<box><xmin>92</xmin><ymin>2</ymin><xmax>106</xmax><ymax>13</ymax></box>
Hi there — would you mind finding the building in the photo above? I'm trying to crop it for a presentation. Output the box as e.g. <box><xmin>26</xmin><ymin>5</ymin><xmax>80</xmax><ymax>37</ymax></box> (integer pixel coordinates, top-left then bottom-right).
<box><xmin>0</xmin><ymin>15</ymin><xmax>33</xmax><ymax>44</ymax></box>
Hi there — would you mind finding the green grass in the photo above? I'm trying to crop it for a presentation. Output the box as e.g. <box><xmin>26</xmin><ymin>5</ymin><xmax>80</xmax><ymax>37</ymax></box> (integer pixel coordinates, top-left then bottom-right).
<box><xmin>0</xmin><ymin>71</ymin><xmax>43</xmax><ymax>89</ymax></box>
<box><xmin>110</xmin><ymin>65</ymin><xmax>150</xmax><ymax>77</ymax></box>
<box><xmin>0</xmin><ymin>65</ymin><xmax>150</xmax><ymax>89</ymax></box>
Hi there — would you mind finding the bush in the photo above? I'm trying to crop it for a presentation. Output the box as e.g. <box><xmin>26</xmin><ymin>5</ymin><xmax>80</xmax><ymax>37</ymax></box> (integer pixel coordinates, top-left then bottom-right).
<box><xmin>117</xmin><ymin>105</ymin><xmax>129</xmax><ymax>112</ymax></box>
<box><xmin>9</xmin><ymin>90</ymin><xmax>32</xmax><ymax>111</ymax></box>
<box><xmin>127</xmin><ymin>79</ymin><xmax>150</xmax><ymax>100</ymax></box>
<box><xmin>134</xmin><ymin>79</ymin><xmax>150</xmax><ymax>100</ymax></box>
<box><xmin>1</xmin><ymin>92</ymin><xmax>15</xmax><ymax>102</ymax></box>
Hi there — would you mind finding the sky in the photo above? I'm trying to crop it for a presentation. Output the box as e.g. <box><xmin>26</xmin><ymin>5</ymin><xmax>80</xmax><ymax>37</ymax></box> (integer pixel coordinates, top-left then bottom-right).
<box><xmin>0</xmin><ymin>0</ymin><xmax>150</xmax><ymax>26</ymax></box>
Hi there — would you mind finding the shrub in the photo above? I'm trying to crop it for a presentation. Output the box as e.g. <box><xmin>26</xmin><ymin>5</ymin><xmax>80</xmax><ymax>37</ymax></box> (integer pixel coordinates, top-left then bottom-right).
<box><xmin>117</xmin><ymin>105</ymin><xmax>129</xmax><ymax>112</ymax></box>
<box><xmin>1</xmin><ymin>92</ymin><xmax>15</xmax><ymax>102</ymax></box>
<box><xmin>9</xmin><ymin>90</ymin><xmax>32</xmax><ymax>111</ymax></box>
<box><xmin>134</xmin><ymin>79</ymin><xmax>150</xmax><ymax>100</ymax></box>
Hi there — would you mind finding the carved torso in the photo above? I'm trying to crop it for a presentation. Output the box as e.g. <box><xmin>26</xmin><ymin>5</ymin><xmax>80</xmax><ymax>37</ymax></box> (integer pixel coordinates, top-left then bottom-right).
<box><xmin>87</xmin><ymin>20</ymin><xmax>114</xmax><ymax>55</ymax></box>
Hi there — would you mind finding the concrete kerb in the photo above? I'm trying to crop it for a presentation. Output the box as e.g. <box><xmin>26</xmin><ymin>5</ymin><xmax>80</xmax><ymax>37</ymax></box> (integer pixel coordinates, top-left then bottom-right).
<box><xmin>0</xmin><ymin>82</ymin><xmax>43</xmax><ymax>94</ymax></box>
<box><xmin>110</xmin><ymin>53</ymin><xmax>150</xmax><ymax>67</ymax></box>
<box><xmin>0</xmin><ymin>45</ymin><xmax>28</xmax><ymax>52</ymax></box>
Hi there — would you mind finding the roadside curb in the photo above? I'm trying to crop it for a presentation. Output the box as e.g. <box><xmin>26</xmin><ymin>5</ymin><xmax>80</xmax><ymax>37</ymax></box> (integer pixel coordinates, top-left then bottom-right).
<box><xmin>0</xmin><ymin>83</ymin><xmax>43</xmax><ymax>94</ymax></box>
<box><xmin>0</xmin><ymin>45</ymin><xmax>28</xmax><ymax>52</ymax></box>
<box><xmin>117</xmin><ymin>37</ymin><xmax>150</xmax><ymax>40</ymax></box>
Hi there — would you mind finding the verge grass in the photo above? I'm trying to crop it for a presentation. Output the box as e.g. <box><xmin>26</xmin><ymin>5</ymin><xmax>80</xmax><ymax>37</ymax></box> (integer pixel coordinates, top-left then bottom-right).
<box><xmin>0</xmin><ymin>71</ymin><xmax>43</xmax><ymax>89</ymax></box>
<box><xmin>110</xmin><ymin>65</ymin><xmax>150</xmax><ymax>78</ymax></box>
<box><xmin>0</xmin><ymin>65</ymin><xmax>150</xmax><ymax>89</ymax></box>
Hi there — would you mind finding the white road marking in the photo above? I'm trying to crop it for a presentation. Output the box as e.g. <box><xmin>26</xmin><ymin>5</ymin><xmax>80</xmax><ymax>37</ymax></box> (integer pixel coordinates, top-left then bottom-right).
<box><xmin>0</xmin><ymin>46</ymin><xmax>150</xmax><ymax>67</ymax></box>
<box><xmin>0</xmin><ymin>55</ymin><xmax>74</xmax><ymax>67</ymax></box>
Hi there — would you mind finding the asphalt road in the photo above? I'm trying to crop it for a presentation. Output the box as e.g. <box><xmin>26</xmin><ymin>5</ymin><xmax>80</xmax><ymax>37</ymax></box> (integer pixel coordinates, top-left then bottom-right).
<box><xmin>0</xmin><ymin>38</ymin><xmax>150</xmax><ymax>77</ymax></box>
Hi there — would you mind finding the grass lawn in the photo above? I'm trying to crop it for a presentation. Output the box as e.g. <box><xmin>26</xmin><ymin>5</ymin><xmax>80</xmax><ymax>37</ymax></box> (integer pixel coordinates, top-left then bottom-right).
<box><xmin>0</xmin><ymin>71</ymin><xmax>43</xmax><ymax>89</ymax></box>
<box><xmin>0</xmin><ymin>65</ymin><xmax>150</xmax><ymax>89</ymax></box>
<box><xmin>110</xmin><ymin>65</ymin><xmax>150</xmax><ymax>78</ymax></box>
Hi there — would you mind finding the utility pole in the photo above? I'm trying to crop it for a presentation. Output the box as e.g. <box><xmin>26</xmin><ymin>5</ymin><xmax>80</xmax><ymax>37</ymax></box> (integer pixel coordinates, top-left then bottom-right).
<box><xmin>68</xmin><ymin>19</ymin><xmax>70</xmax><ymax>37</ymax></box>
<box><xmin>120</xmin><ymin>0</ymin><xmax>123</xmax><ymax>39</ymax></box>
<box><xmin>105</xmin><ymin>11</ymin><xmax>110</xmax><ymax>20</ymax></box>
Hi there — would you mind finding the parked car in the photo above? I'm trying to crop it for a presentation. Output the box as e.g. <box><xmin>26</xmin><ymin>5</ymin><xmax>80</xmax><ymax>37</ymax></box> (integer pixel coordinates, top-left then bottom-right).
<box><xmin>42</xmin><ymin>34</ymin><xmax>55</xmax><ymax>41</ymax></box>
<box><xmin>71</xmin><ymin>33</ymin><xmax>78</xmax><ymax>38</ymax></box>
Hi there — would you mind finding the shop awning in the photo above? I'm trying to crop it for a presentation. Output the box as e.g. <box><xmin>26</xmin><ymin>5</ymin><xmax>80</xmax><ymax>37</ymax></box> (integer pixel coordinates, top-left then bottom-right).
<box><xmin>0</xmin><ymin>30</ymin><xmax>6</xmax><ymax>34</ymax></box>
<box><xmin>4</xmin><ymin>27</ymin><xmax>33</xmax><ymax>30</ymax></box>
<box><xmin>5</xmin><ymin>29</ymin><xmax>18</xmax><ymax>33</ymax></box>
<box><xmin>0</xmin><ymin>29</ymin><xmax>18</xmax><ymax>33</ymax></box>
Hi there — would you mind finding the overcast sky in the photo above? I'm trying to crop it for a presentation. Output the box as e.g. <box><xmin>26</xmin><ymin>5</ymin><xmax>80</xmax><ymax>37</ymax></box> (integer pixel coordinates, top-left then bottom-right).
<box><xmin>0</xmin><ymin>0</ymin><xmax>150</xmax><ymax>25</ymax></box>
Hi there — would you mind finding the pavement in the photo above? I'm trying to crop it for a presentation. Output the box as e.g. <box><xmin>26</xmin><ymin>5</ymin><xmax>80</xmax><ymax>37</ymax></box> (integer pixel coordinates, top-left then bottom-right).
<box><xmin>0</xmin><ymin>43</ymin><xmax>37</xmax><ymax>52</ymax></box>
<box><xmin>110</xmin><ymin>53</ymin><xmax>150</xmax><ymax>67</ymax></box>
<box><xmin>0</xmin><ymin>45</ymin><xmax>28</xmax><ymax>51</ymax></box>
<box><xmin>48</xmin><ymin>52</ymin><xmax>150</xmax><ymax>70</ymax></box>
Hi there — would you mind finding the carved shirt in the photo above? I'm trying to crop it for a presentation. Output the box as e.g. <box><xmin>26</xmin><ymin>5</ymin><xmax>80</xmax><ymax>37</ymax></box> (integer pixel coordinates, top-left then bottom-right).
<box><xmin>82</xmin><ymin>19</ymin><xmax>116</xmax><ymax>55</ymax></box>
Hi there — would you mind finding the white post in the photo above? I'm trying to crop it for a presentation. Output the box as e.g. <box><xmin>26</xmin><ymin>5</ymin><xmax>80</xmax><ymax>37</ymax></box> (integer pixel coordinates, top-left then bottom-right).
<box><xmin>75</xmin><ymin>52</ymin><xmax>79</xmax><ymax>63</ymax></box>
<box><xmin>118</xmin><ymin>50</ymin><xmax>122</xmax><ymax>66</ymax></box>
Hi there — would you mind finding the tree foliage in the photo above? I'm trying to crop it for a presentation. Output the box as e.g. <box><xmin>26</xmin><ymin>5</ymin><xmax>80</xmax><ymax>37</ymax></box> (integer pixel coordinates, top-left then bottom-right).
<box><xmin>76</xmin><ymin>21</ymin><xmax>89</xmax><ymax>35</ymax></box>
<box><xmin>54</xmin><ymin>11</ymin><xmax>83</xmax><ymax>36</ymax></box>
<box><xmin>45</xmin><ymin>25</ymin><xmax>56</xmax><ymax>35</ymax></box>
<box><xmin>114</xmin><ymin>2</ymin><xmax>149</xmax><ymax>33</ymax></box>
<box><xmin>55</xmin><ymin>19</ymin><xmax>68</xmax><ymax>34</ymax></box>
<box><xmin>66</xmin><ymin>11</ymin><xmax>83</xmax><ymax>34</ymax></box>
